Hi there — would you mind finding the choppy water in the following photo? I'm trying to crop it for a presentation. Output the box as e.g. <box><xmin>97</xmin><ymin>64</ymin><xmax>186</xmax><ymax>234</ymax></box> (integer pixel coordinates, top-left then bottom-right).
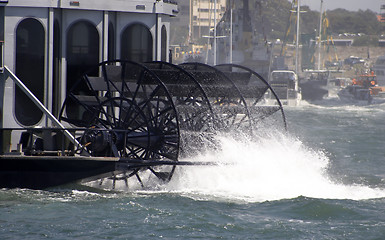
<box><xmin>1</xmin><ymin>100</ymin><xmax>385</xmax><ymax>239</ymax></box>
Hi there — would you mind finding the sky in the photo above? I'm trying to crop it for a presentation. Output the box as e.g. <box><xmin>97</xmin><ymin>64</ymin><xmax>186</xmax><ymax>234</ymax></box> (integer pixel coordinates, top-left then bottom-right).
<box><xmin>301</xmin><ymin>0</ymin><xmax>384</xmax><ymax>13</ymax></box>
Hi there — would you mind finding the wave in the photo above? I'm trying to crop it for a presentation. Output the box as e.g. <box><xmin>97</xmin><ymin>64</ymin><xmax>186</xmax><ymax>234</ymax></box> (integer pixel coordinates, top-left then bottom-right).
<box><xmin>298</xmin><ymin>99</ymin><xmax>385</xmax><ymax>113</ymax></box>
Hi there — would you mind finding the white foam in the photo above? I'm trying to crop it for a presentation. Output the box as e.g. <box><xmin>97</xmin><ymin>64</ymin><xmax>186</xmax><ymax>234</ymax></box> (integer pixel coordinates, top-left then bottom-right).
<box><xmin>163</xmin><ymin>132</ymin><xmax>385</xmax><ymax>202</ymax></box>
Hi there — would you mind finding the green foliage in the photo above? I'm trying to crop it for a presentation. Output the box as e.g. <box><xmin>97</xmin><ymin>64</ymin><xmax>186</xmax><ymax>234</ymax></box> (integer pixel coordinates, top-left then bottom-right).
<box><xmin>256</xmin><ymin>0</ymin><xmax>293</xmax><ymax>39</ymax></box>
<box><xmin>258</xmin><ymin>0</ymin><xmax>383</xmax><ymax>39</ymax></box>
<box><xmin>256</xmin><ymin>1</ymin><xmax>322</xmax><ymax>40</ymax></box>
<box><xmin>326</xmin><ymin>9</ymin><xmax>382</xmax><ymax>35</ymax></box>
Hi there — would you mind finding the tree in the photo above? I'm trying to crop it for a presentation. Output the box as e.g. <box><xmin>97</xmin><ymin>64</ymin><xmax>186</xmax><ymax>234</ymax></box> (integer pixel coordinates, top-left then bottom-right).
<box><xmin>326</xmin><ymin>9</ymin><xmax>382</xmax><ymax>35</ymax></box>
<box><xmin>258</xmin><ymin>1</ymin><xmax>382</xmax><ymax>40</ymax></box>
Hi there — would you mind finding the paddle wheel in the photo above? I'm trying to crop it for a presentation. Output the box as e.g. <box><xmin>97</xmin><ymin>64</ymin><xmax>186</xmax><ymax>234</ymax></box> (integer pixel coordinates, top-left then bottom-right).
<box><xmin>1</xmin><ymin>60</ymin><xmax>286</xmax><ymax>189</ymax></box>
<box><xmin>59</xmin><ymin>61</ymin><xmax>180</xmax><ymax>187</ymax></box>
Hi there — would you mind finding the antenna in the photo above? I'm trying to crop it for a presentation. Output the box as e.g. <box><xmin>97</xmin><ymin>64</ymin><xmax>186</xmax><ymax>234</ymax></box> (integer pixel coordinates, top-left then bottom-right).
<box><xmin>317</xmin><ymin>0</ymin><xmax>323</xmax><ymax>70</ymax></box>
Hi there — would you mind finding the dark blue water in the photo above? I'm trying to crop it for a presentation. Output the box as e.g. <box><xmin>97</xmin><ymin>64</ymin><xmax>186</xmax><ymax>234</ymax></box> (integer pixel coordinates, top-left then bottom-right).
<box><xmin>1</xmin><ymin>101</ymin><xmax>385</xmax><ymax>239</ymax></box>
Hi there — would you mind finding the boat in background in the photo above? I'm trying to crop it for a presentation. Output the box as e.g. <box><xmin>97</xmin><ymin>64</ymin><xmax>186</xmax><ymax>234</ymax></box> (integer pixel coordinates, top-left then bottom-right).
<box><xmin>337</xmin><ymin>72</ymin><xmax>385</xmax><ymax>104</ymax></box>
<box><xmin>373</xmin><ymin>55</ymin><xmax>385</xmax><ymax>86</ymax></box>
<box><xmin>300</xmin><ymin>69</ymin><xmax>349</xmax><ymax>102</ymax></box>
<box><xmin>300</xmin><ymin>70</ymin><xmax>329</xmax><ymax>102</ymax></box>
<box><xmin>267</xmin><ymin>70</ymin><xmax>302</xmax><ymax>106</ymax></box>
<box><xmin>327</xmin><ymin>77</ymin><xmax>351</xmax><ymax>98</ymax></box>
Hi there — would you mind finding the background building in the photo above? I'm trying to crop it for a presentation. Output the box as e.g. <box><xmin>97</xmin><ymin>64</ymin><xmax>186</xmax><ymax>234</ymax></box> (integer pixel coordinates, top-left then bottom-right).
<box><xmin>170</xmin><ymin>0</ymin><xmax>227</xmax><ymax>62</ymax></box>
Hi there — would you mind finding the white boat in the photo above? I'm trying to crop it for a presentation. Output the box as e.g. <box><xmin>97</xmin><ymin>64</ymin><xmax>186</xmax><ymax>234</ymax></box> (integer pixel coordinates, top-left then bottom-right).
<box><xmin>267</xmin><ymin>70</ymin><xmax>302</xmax><ymax>106</ymax></box>
<box><xmin>265</xmin><ymin>1</ymin><xmax>302</xmax><ymax>106</ymax></box>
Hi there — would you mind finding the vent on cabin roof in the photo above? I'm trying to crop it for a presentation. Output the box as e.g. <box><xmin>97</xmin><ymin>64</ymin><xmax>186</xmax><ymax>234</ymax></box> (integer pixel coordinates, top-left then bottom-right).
<box><xmin>70</xmin><ymin>1</ymin><xmax>80</xmax><ymax>6</ymax></box>
<box><xmin>136</xmin><ymin>5</ymin><xmax>145</xmax><ymax>10</ymax></box>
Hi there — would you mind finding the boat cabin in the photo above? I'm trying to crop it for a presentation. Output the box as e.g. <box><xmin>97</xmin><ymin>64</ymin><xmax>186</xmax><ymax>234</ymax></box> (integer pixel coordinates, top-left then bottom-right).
<box><xmin>267</xmin><ymin>70</ymin><xmax>301</xmax><ymax>106</ymax></box>
<box><xmin>0</xmin><ymin>0</ymin><xmax>178</xmax><ymax>151</ymax></box>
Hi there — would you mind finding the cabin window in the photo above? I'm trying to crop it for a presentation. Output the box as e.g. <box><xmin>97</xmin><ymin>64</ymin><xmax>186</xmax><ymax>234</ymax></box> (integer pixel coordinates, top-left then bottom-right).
<box><xmin>66</xmin><ymin>20</ymin><xmax>99</xmax><ymax>92</ymax></box>
<box><xmin>67</xmin><ymin>20</ymin><xmax>99</xmax><ymax>88</ymax></box>
<box><xmin>108</xmin><ymin>22</ymin><xmax>115</xmax><ymax>61</ymax></box>
<box><xmin>121</xmin><ymin>23</ymin><xmax>153</xmax><ymax>62</ymax></box>
<box><xmin>15</xmin><ymin>18</ymin><xmax>45</xmax><ymax>126</ymax></box>
<box><xmin>66</xmin><ymin>20</ymin><xmax>99</xmax><ymax>119</ymax></box>
<box><xmin>161</xmin><ymin>25</ymin><xmax>167</xmax><ymax>62</ymax></box>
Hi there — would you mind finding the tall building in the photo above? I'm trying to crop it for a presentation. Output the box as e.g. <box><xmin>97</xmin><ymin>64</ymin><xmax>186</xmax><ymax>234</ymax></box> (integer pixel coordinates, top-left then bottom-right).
<box><xmin>191</xmin><ymin>0</ymin><xmax>227</xmax><ymax>41</ymax></box>
<box><xmin>169</xmin><ymin>0</ymin><xmax>227</xmax><ymax>63</ymax></box>
<box><xmin>172</xmin><ymin>0</ymin><xmax>227</xmax><ymax>43</ymax></box>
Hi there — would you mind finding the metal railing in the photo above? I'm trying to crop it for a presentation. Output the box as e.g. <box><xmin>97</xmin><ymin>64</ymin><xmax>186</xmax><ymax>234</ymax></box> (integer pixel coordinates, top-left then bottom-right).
<box><xmin>3</xmin><ymin>66</ymin><xmax>81</xmax><ymax>148</ymax></box>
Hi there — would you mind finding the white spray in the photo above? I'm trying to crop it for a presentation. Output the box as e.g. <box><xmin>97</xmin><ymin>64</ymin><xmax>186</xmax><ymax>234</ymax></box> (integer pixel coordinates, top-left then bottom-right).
<box><xmin>163</xmin><ymin>132</ymin><xmax>385</xmax><ymax>202</ymax></box>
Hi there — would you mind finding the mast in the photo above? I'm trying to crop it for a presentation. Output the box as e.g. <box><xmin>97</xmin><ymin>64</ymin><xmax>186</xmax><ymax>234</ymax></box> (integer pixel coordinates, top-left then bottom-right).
<box><xmin>189</xmin><ymin>0</ymin><xmax>193</xmax><ymax>43</ymax></box>
<box><xmin>317</xmin><ymin>0</ymin><xmax>323</xmax><ymax>70</ymax></box>
<box><xmin>229</xmin><ymin>0</ymin><xmax>233</xmax><ymax>64</ymax></box>
<box><xmin>214</xmin><ymin>0</ymin><xmax>217</xmax><ymax>65</ymax></box>
<box><xmin>295</xmin><ymin>0</ymin><xmax>300</xmax><ymax>74</ymax></box>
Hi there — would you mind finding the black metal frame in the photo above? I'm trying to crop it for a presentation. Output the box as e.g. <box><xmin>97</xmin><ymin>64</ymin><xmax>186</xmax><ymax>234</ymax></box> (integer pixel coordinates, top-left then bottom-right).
<box><xmin>59</xmin><ymin>60</ymin><xmax>180</xmax><ymax>186</ymax></box>
<box><xmin>215</xmin><ymin>64</ymin><xmax>287</xmax><ymax>131</ymax></box>
<box><xmin>179</xmin><ymin>62</ymin><xmax>253</xmax><ymax>133</ymax></box>
<box><xmin>1</xmin><ymin>60</ymin><xmax>287</xmax><ymax>189</ymax></box>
